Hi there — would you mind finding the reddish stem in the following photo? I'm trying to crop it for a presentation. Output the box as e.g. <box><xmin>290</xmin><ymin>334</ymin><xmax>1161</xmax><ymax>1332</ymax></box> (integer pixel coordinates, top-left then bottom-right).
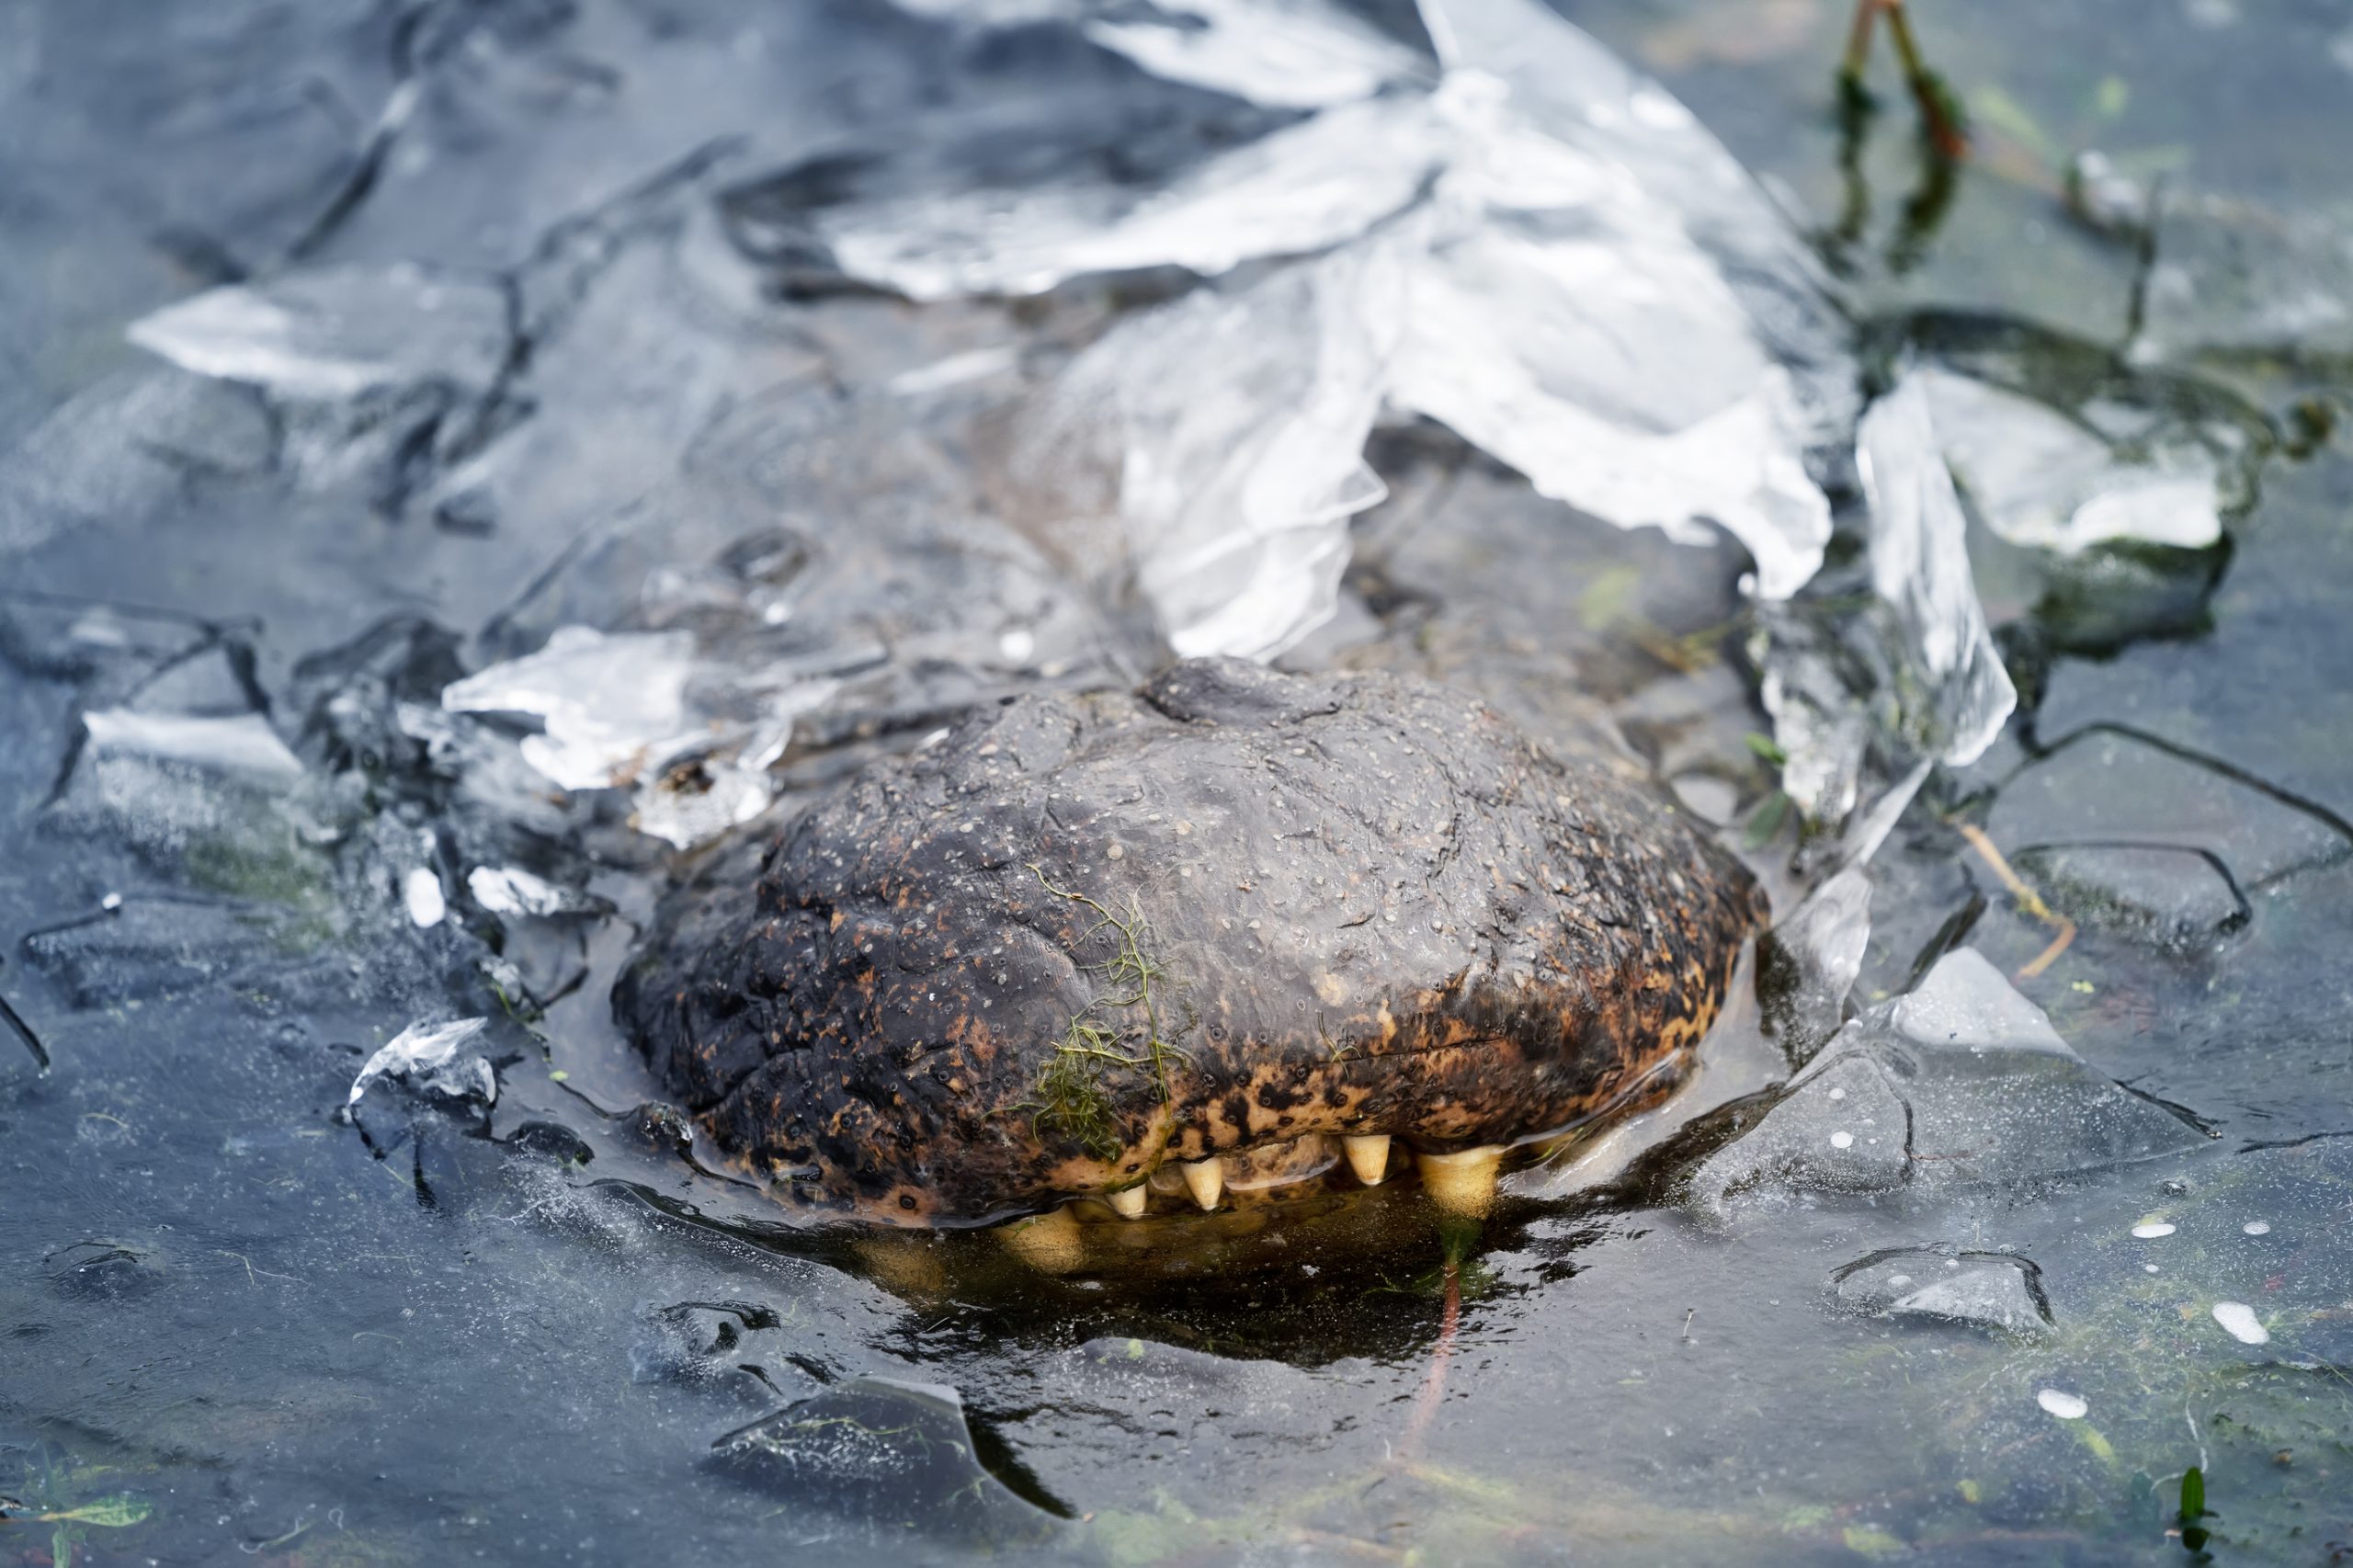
<box><xmin>1401</xmin><ymin>1259</ymin><xmax>1461</xmax><ymax>1456</ymax></box>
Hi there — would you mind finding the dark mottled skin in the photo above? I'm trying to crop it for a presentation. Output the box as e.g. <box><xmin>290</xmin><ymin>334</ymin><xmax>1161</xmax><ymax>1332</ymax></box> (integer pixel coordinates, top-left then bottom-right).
<box><xmin>619</xmin><ymin>659</ymin><xmax>1764</xmax><ymax>1223</ymax></box>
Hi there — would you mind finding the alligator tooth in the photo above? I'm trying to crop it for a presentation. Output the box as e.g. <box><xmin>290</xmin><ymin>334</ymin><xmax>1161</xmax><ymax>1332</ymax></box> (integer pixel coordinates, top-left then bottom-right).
<box><xmin>1105</xmin><ymin>1183</ymin><xmax>1149</xmax><ymax>1219</ymax></box>
<box><xmin>1342</xmin><ymin>1134</ymin><xmax>1391</xmax><ymax>1186</ymax></box>
<box><xmin>1415</xmin><ymin>1145</ymin><xmax>1505</xmax><ymax>1218</ymax></box>
<box><xmin>1180</xmin><ymin>1158</ymin><xmax>1224</xmax><ymax>1211</ymax></box>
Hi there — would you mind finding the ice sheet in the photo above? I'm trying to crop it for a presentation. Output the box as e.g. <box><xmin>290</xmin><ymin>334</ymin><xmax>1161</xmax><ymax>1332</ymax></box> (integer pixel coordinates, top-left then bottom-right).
<box><xmin>1062</xmin><ymin>242</ymin><xmax>1404</xmax><ymax>658</ymax></box>
<box><xmin>811</xmin><ymin>0</ymin><xmax>1847</xmax><ymax>657</ymax></box>
<box><xmin>1689</xmin><ymin>949</ymin><xmax>2210</xmax><ymax>1214</ymax></box>
<box><xmin>1918</xmin><ymin>367</ymin><xmax>2224</xmax><ymax>555</ymax></box>
<box><xmin>1084</xmin><ymin>0</ymin><xmax>1428</xmax><ymax>108</ymax></box>
<box><xmin>127</xmin><ymin>264</ymin><xmax>509</xmax><ymax>403</ymax></box>
<box><xmin>1857</xmin><ymin>376</ymin><xmax>2018</xmax><ymax>767</ymax></box>
<box><xmin>822</xmin><ymin>93</ymin><xmax>1446</xmax><ymax>302</ymax></box>
<box><xmin>440</xmin><ymin>627</ymin><xmax>699</xmax><ymax>793</ymax></box>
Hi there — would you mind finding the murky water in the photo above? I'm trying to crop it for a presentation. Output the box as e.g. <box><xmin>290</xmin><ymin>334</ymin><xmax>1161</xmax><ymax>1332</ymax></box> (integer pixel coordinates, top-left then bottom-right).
<box><xmin>6</xmin><ymin>2</ymin><xmax>2352</xmax><ymax>1563</ymax></box>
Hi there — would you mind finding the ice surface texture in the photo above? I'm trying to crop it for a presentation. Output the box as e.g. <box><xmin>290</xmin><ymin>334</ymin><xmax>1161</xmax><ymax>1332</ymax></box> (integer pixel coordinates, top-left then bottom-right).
<box><xmin>822</xmin><ymin>0</ymin><xmax>1847</xmax><ymax>657</ymax></box>
<box><xmin>1689</xmin><ymin>949</ymin><xmax>2209</xmax><ymax>1215</ymax></box>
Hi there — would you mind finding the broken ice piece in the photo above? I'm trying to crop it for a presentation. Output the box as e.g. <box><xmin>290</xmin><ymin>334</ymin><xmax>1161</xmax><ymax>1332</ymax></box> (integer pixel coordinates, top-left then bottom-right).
<box><xmin>1687</xmin><ymin>948</ymin><xmax>2208</xmax><ymax>1212</ymax></box>
<box><xmin>127</xmin><ymin>264</ymin><xmax>510</xmax><ymax>403</ymax></box>
<box><xmin>80</xmin><ymin>709</ymin><xmax>304</xmax><ymax>785</ymax></box>
<box><xmin>441</xmin><ymin>626</ymin><xmax>699</xmax><ymax>792</ymax></box>
<box><xmin>1856</xmin><ymin>377</ymin><xmax>2017</xmax><ymax>768</ymax></box>
<box><xmin>467</xmin><ymin>866</ymin><xmax>597</xmax><ymax>918</ymax></box>
<box><xmin>1756</xmin><ymin>865</ymin><xmax>1871</xmax><ymax>1063</ymax></box>
<box><xmin>404</xmin><ymin>868</ymin><xmax>448</xmax><ymax>927</ymax></box>
<box><xmin>1830</xmin><ymin>1245</ymin><xmax>2054</xmax><ymax>1337</ymax></box>
<box><xmin>1918</xmin><ymin>367</ymin><xmax>2225</xmax><ymax>556</ymax></box>
<box><xmin>1083</xmin><ymin>0</ymin><xmax>1429</xmax><ymax>109</ymax></box>
<box><xmin>822</xmin><ymin>93</ymin><xmax>1445</xmax><ymax>303</ymax></box>
<box><xmin>708</xmin><ymin>1375</ymin><xmax>1057</xmax><ymax>1540</ymax></box>
<box><xmin>347</xmin><ymin>1017</ymin><xmax>494</xmax><ymax>1109</ymax></box>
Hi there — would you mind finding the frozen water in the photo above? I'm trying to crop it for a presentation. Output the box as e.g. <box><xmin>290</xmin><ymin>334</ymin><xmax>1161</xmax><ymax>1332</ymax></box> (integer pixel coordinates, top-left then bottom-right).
<box><xmin>2011</xmin><ymin>844</ymin><xmax>2250</xmax><ymax>947</ymax></box>
<box><xmin>1830</xmin><ymin>1246</ymin><xmax>2053</xmax><ymax>1337</ymax></box>
<box><xmin>1984</xmin><ymin>729</ymin><xmax>2348</xmax><ymax>943</ymax></box>
<box><xmin>347</xmin><ymin>1017</ymin><xmax>495</xmax><ymax>1109</ymax></box>
<box><xmin>822</xmin><ymin>93</ymin><xmax>1447</xmax><ymax>302</ymax></box>
<box><xmin>0</xmin><ymin>370</ymin><xmax>273</xmax><ymax>558</ymax></box>
<box><xmin>2137</xmin><ymin>187</ymin><xmax>2353</xmax><ymax>362</ymax></box>
<box><xmin>442</xmin><ymin>627</ymin><xmax>699</xmax><ymax>793</ymax></box>
<box><xmin>1082</xmin><ymin>0</ymin><xmax>1429</xmax><ymax>108</ymax></box>
<box><xmin>1856</xmin><ymin>377</ymin><xmax>2016</xmax><ymax>769</ymax></box>
<box><xmin>1043</xmin><ymin>241</ymin><xmax>1403</xmax><ymax>659</ymax></box>
<box><xmin>1919</xmin><ymin>367</ymin><xmax>2225</xmax><ymax>555</ymax></box>
<box><xmin>709</xmin><ymin>1375</ymin><xmax>1058</xmax><ymax>1544</ymax></box>
<box><xmin>1756</xmin><ymin>866</ymin><xmax>1871</xmax><ymax>1063</ymax></box>
<box><xmin>127</xmin><ymin>264</ymin><xmax>509</xmax><ymax>403</ymax></box>
<box><xmin>1688</xmin><ymin>948</ymin><xmax>2209</xmax><ymax>1213</ymax></box>
<box><xmin>810</xmin><ymin>0</ymin><xmax>1848</xmax><ymax>657</ymax></box>
<box><xmin>1990</xmin><ymin>730</ymin><xmax>2346</xmax><ymax>884</ymax></box>
<box><xmin>79</xmin><ymin>709</ymin><xmax>304</xmax><ymax>784</ymax></box>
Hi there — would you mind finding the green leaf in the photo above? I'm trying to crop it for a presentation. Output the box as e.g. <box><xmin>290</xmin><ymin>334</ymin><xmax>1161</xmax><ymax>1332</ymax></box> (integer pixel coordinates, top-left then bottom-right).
<box><xmin>40</xmin><ymin>1495</ymin><xmax>153</xmax><ymax>1528</ymax></box>
<box><xmin>2179</xmin><ymin>1465</ymin><xmax>2206</xmax><ymax>1522</ymax></box>
<box><xmin>52</xmin><ymin>1523</ymin><xmax>74</xmax><ymax>1568</ymax></box>
<box><xmin>1743</xmin><ymin>732</ymin><xmax>1788</xmax><ymax>767</ymax></box>
<box><xmin>1744</xmin><ymin>790</ymin><xmax>1791</xmax><ymax>850</ymax></box>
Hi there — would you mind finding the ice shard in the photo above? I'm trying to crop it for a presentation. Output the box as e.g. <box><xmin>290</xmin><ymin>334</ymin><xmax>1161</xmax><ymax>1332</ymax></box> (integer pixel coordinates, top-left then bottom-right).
<box><xmin>127</xmin><ymin>264</ymin><xmax>509</xmax><ymax>404</ymax></box>
<box><xmin>820</xmin><ymin>92</ymin><xmax>1447</xmax><ymax>303</ymax></box>
<box><xmin>1084</xmin><ymin>0</ymin><xmax>1429</xmax><ymax>108</ymax></box>
<box><xmin>1855</xmin><ymin>377</ymin><xmax>2017</xmax><ymax>769</ymax></box>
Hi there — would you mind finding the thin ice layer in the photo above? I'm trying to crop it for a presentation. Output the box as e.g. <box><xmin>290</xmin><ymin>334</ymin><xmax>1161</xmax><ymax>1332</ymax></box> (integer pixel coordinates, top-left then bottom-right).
<box><xmin>1056</xmin><ymin>242</ymin><xmax>1404</xmax><ymax>659</ymax></box>
<box><xmin>127</xmin><ymin>264</ymin><xmax>510</xmax><ymax>402</ymax></box>
<box><xmin>814</xmin><ymin>0</ymin><xmax>1845</xmax><ymax>656</ymax></box>
<box><xmin>822</xmin><ymin>93</ymin><xmax>1446</xmax><ymax>302</ymax></box>
<box><xmin>1918</xmin><ymin>367</ymin><xmax>2223</xmax><ymax>554</ymax></box>
<box><xmin>1083</xmin><ymin>0</ymin><xmax>1428</xmax><ymax>109</ymax></box>
<box><xmin>1688</xmin><ymin>948</ymin><xmax>2209</xmax><ymax>1213</ymax></box>
<box><xmin>347</xmin><ymin>1017</ymin><xmax>495</xmax><ymax>1109</ymax></box>
<box><xmin>1856</xmin><ymin>377</ymin><xmax>2017</xmax><ymax>767</ymax></box>
<box><xmin>441</xmin><ymin>627</ymin><xmax>700</xmax><ymax>792</ymax></box>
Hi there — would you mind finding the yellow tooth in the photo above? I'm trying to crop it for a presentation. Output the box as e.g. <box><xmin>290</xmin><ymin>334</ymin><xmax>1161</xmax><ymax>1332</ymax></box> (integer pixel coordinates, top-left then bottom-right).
<box><xmin>1415</xmin><ymin>1145</ymin><xmax>1505</xmax><ymax>1219</ymax></box>
<box><xmin>1106</xmin><ymin>1183</ymin><xmax>1149</xmax><ymax>1220</ymax></box>
<box><xmin>1342</xmin><ymin>1134</ymin><xmax>1392</xmax><ymax>1186</ymax></box>
<box><xmin>1180</xmin><ymin>1158</ymin><xmax>1224</xmax><ymax>1210</ymax></box>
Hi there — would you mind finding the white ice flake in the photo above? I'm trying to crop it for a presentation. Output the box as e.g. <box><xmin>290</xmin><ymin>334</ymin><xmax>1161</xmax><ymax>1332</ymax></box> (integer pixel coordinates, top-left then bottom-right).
<box><xmin>440</xmin><ymin>627</ymin><xmax>699</xmax><ymax>792</ymax></box>
<box><xmin>347</xmin><ymin>1017</ymin><xmax>494</xmax><ymax>1108</ymax></box>
<box><xmin>80</xmin><ymin>709</ymin><xmax>305</xmax><ymax>784</ymax></box>
<box><xmin>1084</xmin><ymin>0</ymin><xmax>1427</xmax><ymax>108</ymax></box>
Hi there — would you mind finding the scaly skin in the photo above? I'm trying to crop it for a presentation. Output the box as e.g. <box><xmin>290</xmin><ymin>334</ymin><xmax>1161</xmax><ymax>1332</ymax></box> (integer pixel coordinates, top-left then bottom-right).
<box><xmin>618</xmin><ymin>658</ymin><xmax>1765</xmax><ymax>1223</ymax></box>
